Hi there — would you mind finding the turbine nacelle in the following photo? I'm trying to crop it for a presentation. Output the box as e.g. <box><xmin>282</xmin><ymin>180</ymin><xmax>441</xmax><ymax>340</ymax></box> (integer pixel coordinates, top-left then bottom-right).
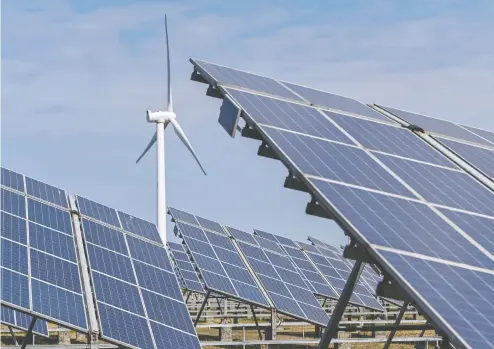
<box><xmin>146</xmin><ymin>110</ymin><xmax>176</xmax><ymax>123</ymax></box>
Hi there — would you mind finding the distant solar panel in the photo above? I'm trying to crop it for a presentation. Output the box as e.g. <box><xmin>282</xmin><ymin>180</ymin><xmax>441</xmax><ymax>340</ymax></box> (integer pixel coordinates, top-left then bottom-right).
<box><xmin>226</xmin><ymin>228</ymin><xmax>329</xmax><ymax>326</ymax></box>
<box><xmin>1</xmin><ymin>169</ymin><xmax>88</xmax><ymax>332</ymax></box>
<box><xmin>1</xmin><ymin>305</ymin><xmax>49</xmax><ymax>337</ymax></box>
<box><xmin>169</xmin><ymin>208</ymin><xmax>270</xmax><ymax>308</ymax></box>
<box><xmin>191</xmin><ymin>60</ymin><xmax>494</xmax><ymax>348</ymax></box>
<box><xmin>461</xmin><ymin>125</ymin><xmax>494</xmax><ymax>145</ymax></box>
<box><xmin>78</xmin><ymin>199</ymin><xmax>200</xmax><ymax>349</ymax></box>
<box><xmin>167</xmin><ymin>242</ymin><xmax>206</xmax><ymax>294</ymax></box>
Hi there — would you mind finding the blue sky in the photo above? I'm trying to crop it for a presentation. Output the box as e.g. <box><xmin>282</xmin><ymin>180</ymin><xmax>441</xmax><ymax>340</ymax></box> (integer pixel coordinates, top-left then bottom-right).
<box><xmin>2</xmin><ymin>0</ymin><xmax>493</xmax><ymax>247</ymax></box>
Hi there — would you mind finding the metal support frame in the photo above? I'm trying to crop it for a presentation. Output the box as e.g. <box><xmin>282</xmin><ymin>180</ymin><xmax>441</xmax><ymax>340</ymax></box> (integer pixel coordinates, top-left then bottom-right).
<box><xmin>216</xmin><ymin>298</ymin><xmax>224</xmax><ymax>314</ymax></box>
<box><xmin>8</xmin><ymin>326</ymin><xmax>18</xmax><ymax>345</ymax></box>
<box><xmin>185</xmin><ymin>291</ymin><xmax>192</xmax><ymax>304</ymax></box>
<box><xmin>20</xmin><ymin>316</ymin><xmax>37</xmax><ymax>349</ymax></box>
<box><xmin>440</xmin><ymin>337</ymin><xmax>450</xmax><ymax>348</ymax></box>
<box><xmin>317</xmin><ymin>260</ymin><xmax>364</xmax><ymax>349</ymax></box>
<box><xmin>268</xmin><ymin>308</ymin><xmax>277</xmax><ymax>340</ymax></box>
<box><xmin>383</xmin><ymin>300</ymin><xmax>410</xmax><ymax>349</ymax></box>
<box><xmin>419</xmin><ymin>321</ymin><xmax>429</xmax><ymax>337</ymax></box>
<box><xmin>195</xmin><ymin>290</ymin><xmax>211</xmax><ymax>326</ymax></box>
<box><xmin>250</xmin><ymin>305</ymin><xmax>263</xmax><ymax>340</ymax></box>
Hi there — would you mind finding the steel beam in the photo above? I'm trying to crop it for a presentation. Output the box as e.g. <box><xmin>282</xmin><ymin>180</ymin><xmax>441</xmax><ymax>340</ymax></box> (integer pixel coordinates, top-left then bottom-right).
<box><xmin>194</xmin><ymin>290</ymin><xmax>211</xmax><ymax>326</ymax></box>
<box><xmin>250</xmin><ymin>305</ymin><xmax>263</xmax><ymax>340</ymax></box>
<box><xmin>8</xmin><ymin>326</ymin><xmax>18</xmax><ymax>345</ymax></box>
<box><xmin>317</xmin><ymin>260</ymin><xmax>364</xmax><ymax>349</ymax></box>
<box><xmin>383</xmin><ymin>300</ymin><xmax>410</xmax><ymax>349</ymax></box>
<box><xmin>20</xmin><ymin>317</ymin><xmax>37</xmax><ymax>349</ymax></box>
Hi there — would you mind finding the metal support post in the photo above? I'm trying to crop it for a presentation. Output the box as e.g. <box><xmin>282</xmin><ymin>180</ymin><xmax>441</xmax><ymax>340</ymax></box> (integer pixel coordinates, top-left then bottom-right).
<box><xmin>185</xmin><ymin>291</ymin><xmax>192</xmax><ymax>304</ymax></box>
<box><xmin>419</xmin><ymin>321</ymin><xmax>429</xmax><ymax>337</ymax></box>
<box><xmin>250</xmin><ymin>305</ymin><xmax>262</xmax><ymax>340</ymax></box>
<box><xmin>20</xmin><ymin>316</ymin><xmax>37</xmax><ymax>349</ymax></box>
<box><xmin>383</xmin><ymin>300</ymin><xmax>410</xmax><ymax>349</ymax></box>
<box><xmin>440</xmin><ymin>337</ymin><xmax>450</xmax><ymax>349</ymax></box>
<box><xmin>268</xmin><ymin>308</ymin><xmax>277</xmax><ymax>340</ymax></box>
<box><xmin>8</xmin><ymin>326</ymin><xmax>18</xmax><ymax>345</ymax></box>
<box><xmin>195</xmin><ymin>290</ymin><xmax>210</xmax><ymax>326</ymax></box>
<box><xmin>317</xmin><ymin>260</ymin><xmax>364</xmax><ymax>349</ymax></box>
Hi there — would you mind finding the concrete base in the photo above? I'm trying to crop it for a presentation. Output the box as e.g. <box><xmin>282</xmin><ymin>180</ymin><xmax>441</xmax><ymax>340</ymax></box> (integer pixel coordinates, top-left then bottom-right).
<box><xmin>58</xmin><ymin>331</ymin><xmax>71</xmax><ymax>345</ymax></box>
<box><xmin>219</xmin><ymin>319</ymin><xmax>232</xmax><ymax>342</ymax></box>
<box><xmin>334</xmin><ymin>332</ymin><xmax>352</xmax><ymax>349</ymax></box>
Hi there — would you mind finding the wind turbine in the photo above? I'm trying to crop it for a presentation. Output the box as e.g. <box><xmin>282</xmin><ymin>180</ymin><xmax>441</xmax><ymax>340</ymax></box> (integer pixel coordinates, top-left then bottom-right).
<box><xmin>136</xmin><ymin>15</ymin><xmax>206</xmax><ymax>245</ymax></box>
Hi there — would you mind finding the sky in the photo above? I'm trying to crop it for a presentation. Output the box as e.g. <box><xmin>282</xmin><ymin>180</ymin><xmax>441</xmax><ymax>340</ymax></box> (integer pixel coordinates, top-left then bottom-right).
<box><xmin>2</xmin><ymin>0</ymin><xmax>494</xmax><ymax>248</ymax></box>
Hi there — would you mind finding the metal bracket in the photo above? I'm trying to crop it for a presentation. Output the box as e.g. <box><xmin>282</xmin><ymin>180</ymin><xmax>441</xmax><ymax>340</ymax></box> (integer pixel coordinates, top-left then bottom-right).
<box><xmin>241</xmin><ymin>125</ymin><xmax>263</xmax><ymax>140</ymax></box>
<box><xmin>206</xmin><ymin>85</ymin><xmax>223</xmax><ymax>99</ymax></box>
<box><xmin>190</xmin><ymin>69</ymin><xmax>208</xmax><ymax>84</ymax></box>
<box><xmin>306</xmin><ymin>197</ymin><xmax>334</xmax><ymax>219</ymax></box>
<box><xmin>257</xmin><ymin>142</ymin><xmax>279</xmax><ymax>160</ymax></box>
<box><xmin>406</xmin><ymin>124</ymin><xmax>425</xmax><ymax>133</ymax></box>
<box><xmin>343</xmin><ymin>241</ymin><xmax>373</xmax><ymax>263</ymax></box>
<box><xmin>284</xmin><ymin>174</ymin><xmax>309</xmax><ymax>193</ymax></box>
<box><xmin>376</xmin><ymin>276</ymin><xmax>409</xmax><ymax>301</ymax></box>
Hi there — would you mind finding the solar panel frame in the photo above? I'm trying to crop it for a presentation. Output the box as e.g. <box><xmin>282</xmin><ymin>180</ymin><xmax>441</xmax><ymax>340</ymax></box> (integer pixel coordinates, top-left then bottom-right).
<box><xmin>1</xmin><ymin>170</ymin><xmax>89</xmax><ymax>333</ymax></box>
<box><xmin>190</xmin><ymin>66</ymin><xmax>494</xmax><ymax>348</ymax></box>
<box><xmin>79</xmin><ymin>202</ymin><xmax>200</xmax><ymax>349</ymax></box>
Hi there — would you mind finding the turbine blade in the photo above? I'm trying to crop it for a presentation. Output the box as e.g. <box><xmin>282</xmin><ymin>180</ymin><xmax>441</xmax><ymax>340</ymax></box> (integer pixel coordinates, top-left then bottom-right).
<box><xmin>136</xmin><ymin>132</ymin><xmax>157</xmax><ymax>164</ymax></box>
<box><xmin>170</xmin><ymin>118</ymin><xmax>207</xmax><ymax>175</ymax></box>
<box><xmin>165</xmin><ymin>14</ymin><xmax>173</xmax><ymax>113</ymax></box>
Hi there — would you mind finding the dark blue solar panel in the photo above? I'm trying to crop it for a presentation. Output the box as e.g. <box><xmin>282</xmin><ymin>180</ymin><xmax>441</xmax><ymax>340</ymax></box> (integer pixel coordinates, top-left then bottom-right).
<box><xmin>151</xmin><ymin>321</ymin><xmax>202</xmax><ymax>349</ymax></box>
<box><xmin>142</xmin><ymin>290</ymin><xmax>195</xmax><ymax>334</ymax></box>
<box><xmin>25</xmin><ymin>177</ymin><xmax>67</xmax><ymax>208</ymax></box>
<box><xmin>195</xmin><ymin>216</ymin><xmax>225</xmax><ymax>234</ymax></box>
<box><xmin>31</xmin><ymin>250</ymin><xmax>81</xmax><ymax>293</ymax></box>
<box><xmin>258</xmin><ymin>275</ymin><xmax>291</xmax><ymax>298</ymax></box>
<box><xmin>226</xmin><ymin>88</ymin><xmax>353</xmax><ymax>143</ymax></box>
<box><xmin>97</xmin><ymin>303</ymin><xmax>154</xmax><ymax>349</ymax></box>
<box><xmin>77</xmin><ymin>196</ymin><xmax>120</xmax><ymax>228</ymax></box>
<box><xmin>237</xmin><ymin>241</ymin><xmax>269</xmax><ymax>263</ymax></box>
<box><xmin>254</xmin><ymin>235</ymin><xmax>285</xmax><ymax>254</ymax></box>
<box><xmin>264</xmin><ymin>250</ymin><xmax>294</xmax><ymax>270</ymax></box>
<box><xmin>1</xmin><ymin>268</ymin><xmax>29</xmax><ymax>309</ymax></box>
<box><xmin>86</xmin><ymin>244</ymin><xmax>136</xmax><ymax>283</ymax></box>
<box><xmin>1</xmin><ymin>305</ymin><xmax>16</xmax><ymax>324</ymax></box>
<box><xmin>375</xmin><ymin>154</ymin><xmax>494</xmax><ymax>216</ymax></box>
<box><xmin>1</xmin><ymin>212</ymin><xmax>27</xmax><ymax>244</ymax></box>
<box><xmin>192</xmin><ymin>59</ymin><xmax>303</xmax><ymax>101</ymax></box>
<box><xmin>379</xmin><ymin>250</ymin><xmax>494</xmax><ymax>349</ymax></box>
<box><xmin>82</xmin><ymin>219</ymin><xmax>128</xmax><ymax>255</ymax></box>
<box><xmin>226</xmin><ymin>226</ymin><xmax>258</xmax><ymax>245</ymax></box>
<box><xmin>28</xmin><ymin>199</ymin><xmax>72</xmax><ymax>234</ymax></box>
<box><xmin>184</xmin><ymin>237</ymin><xmax>217</xmax><ymax>259</ymax></box>
<box><xmin>282</xmin><ymin>82</ymin><xmax>391</xmax><ymax>122</ymax></box>
<box><xmin>167</xmin><ymin>241</ymin><xmax>185</xmax><ymax>252</ymax></box>
<box><xmin>16</xmin><ymin>310</ymin><xmax>49</xmax><ymax>336</ymax></box>
<box><xmin>262</xmin><ymin>126</ymin><xmax>414</xmax><ymax>196</ymax></box>
<box><xmin>118</xmin><ymin>211</ymin><xmax>161</xmax><ymax>243</ymax></box>
<box><xmin>133</xmin><ymin>262</ymin><xmax>182</xmax><ymax>301</ymax></box>
<box><xmin>440</xmin><ymin>209</ymin><xmax>494</xmax><ymax>256</ymax></box>
<box><xmin>213</xmin><ymin>246</ymin><xmax>244</xmax><ymax>267</ymax></box>
<box><xmin>268</xmin><ymin>292</ymin><xmax>306</xmax><ymax>319</ymax></box>
<box><xmin>29</xmin><ymin>223</ymin><xmax>77</xmax><ymax>262</ymax></box>
<box><xmin>253</xmin><ymin>229</ymin><xmax>276</xmax><ymax>241</ymax></box>
<box><xmin>377</xmin><ymin>105</ymin><xmax>493</xmax><ymax>147</ymax></box>
<box><xmin>168</xmin><ymin>207</ymin><xmax>199</xmax><ymax>225</ymax></box>
<box><xmin>439</xmin><ymin>137</ymin><xmax>494</xmax><ymax>179</ymax></box>
<box><xmin>2</xmin><ymin>189</ymin><xmax>26</xmax><ymax>218</ymax></box>
<box><xmin>1</xmin><ymin>168</ymin><xmax>24</xmax><ymax>192</ymax></box>
<box><xmin>31</xmin><ymin>279</ymin><xmax>87</xmax><ymax>330</ymax></box>
<box><xmin>325</xmin><ymin>112</ymin><xmax>456</xmax><ymax>168</ymax></box>
<box><xmin>313</xmin><ymin>179</ymin><xmax>494</xmax><ymax>270</ymax></box>
<box><xmin>190</xmin><ymin>254</ymin><xmax>226</xmax><ymax>276</ymax></box>
<box><xmin>92</xmin><ymin>272</ymin><xmax>144</xmax><ymax>315</ymax></box>
<box><xmin>127</xmin><ymin>235</ymin><xmax>172</xmax><ymax>271</ymax></box>
<box><xmin>2</xmin><ymin>239</ymin><xmax>28</xmax><ymax>274</ymax></box>
<box><xmin>201</xmin><ymin>270</ymin><xmax>237</xmax><ymax>295</ymax></box>
<box><xmin>176</xmin><ymin>222</ymin><xmax>208</xmax><ymax>242</ymax></box>
<box><xmin>204</xmin><ymin>231</ymin><xmax>234</xmax><ymax>249</ymax></box>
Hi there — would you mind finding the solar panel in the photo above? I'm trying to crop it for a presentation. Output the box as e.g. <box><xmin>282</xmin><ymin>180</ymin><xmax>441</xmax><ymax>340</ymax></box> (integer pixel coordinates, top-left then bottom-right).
<box><xmin>191</xmin><ymin>60</ymin><xmax>494</xmax><ymax>348</ymax></box>
<box><xmin>1</xmin><ymin>305</ymin><xmax>49</xmax><ymax>337</ymax></box>
<box><xmin>169</xmin><ymin>208</ymin><xmax>270</xmax><ymax>308</ymax></box>
<box><xmin>226</xmin><ymin>228</ymin><xmax>329</xmax><ymax>326</ymax></box>
<box><xmin>167</xmin><ymin>242</ymin><xmax>206</xmax><ymax>294</ymax></box>
<box><xmin>78</xmin><ymin>200</ymin><xmax>200</xmax><ymax>349</ymax></box>
<box><xmin>1</xmin><ymin>168</ymin><xmax>88</xmax><ymax>332</ymax></box>
<box><xmin>461</xmin><ymin>125</ymin><xmax>494</xmax><ymax>145</ymax></box>
<box><xmin>298</xmin><ymin>242</ymin><xmax>384</xmax><ymax>311</ymax></box>
<box><xmin>438</xmin><ymin>137</ymin><xmax>494</xmax><ymax>180</ymax></box>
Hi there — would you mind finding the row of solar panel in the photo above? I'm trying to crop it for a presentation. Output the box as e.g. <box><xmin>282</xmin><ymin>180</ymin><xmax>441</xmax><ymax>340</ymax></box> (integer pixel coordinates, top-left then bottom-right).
<box><xmin>1</xmin><ymin>305</ymin><xmax>49</xmax><ymax>337</ymax></box>
<box><xmin>189</xmin><ymin>58</ymin><xmax>494</xmax><ymax>349</ymax></box>
<box><xmin>1</xmin><ymin>168</ymin><xmax>201</xmax><ymax>349</ymax></box>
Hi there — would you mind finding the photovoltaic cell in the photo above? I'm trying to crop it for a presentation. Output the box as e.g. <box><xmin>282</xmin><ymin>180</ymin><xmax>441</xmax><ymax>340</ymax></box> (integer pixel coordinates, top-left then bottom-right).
<box><xmin>438</xmin><ymin>137</ymin><xmax>494</xmax><ymax>180</ymax></box>
<box><xmin>226</xmin><ymin>88</ymin><xmax>353</xmax><ymax>143</ymax></box>
<box><xmin>80</xmin><ymin>203</ymin><xmax>200</xmax><ymax>349</ymax></box>
<box><xmin>192</xmin><ymin>59</ymin><xmax>303</xmax><ymax>101</ymax></box>
<box><xmin>173</xmin><ymin>219</ymin><xmax>269</xmax><ymax>307</ymax></box>
<box><xmin>1</xmin><ymin>169</ymin><xmax>88</xmax><ymax>332</ymax></box>
<box><xmin>376</xmin><ymin>105</ymin><xmax>493</xmax><ymax>147</ymax></box>
<box><xmin>282</xmin><ymin>82</ymin><xmax>392</xmax><ymax>123</ymax></box>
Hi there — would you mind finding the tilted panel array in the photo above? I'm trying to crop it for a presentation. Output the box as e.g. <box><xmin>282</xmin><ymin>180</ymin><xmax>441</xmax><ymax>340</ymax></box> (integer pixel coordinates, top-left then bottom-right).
<box><xmin>253</xmin><ymin>230</ymin><xmax>339</xmax><ymax>300</ymax></box>
<box><xmin>1</xmin><ymin>304</ymin><xmax>49</xmax><ymax>337</ymax></box>
<box><xmin>78</xmin><ymin>198</ymin><xmax>200</xmax><ymax>349</ymax></box>
<box><xmin>167</xmin><ymin>241</ymin><xmax>205</xmax><ymax>294</ymax></box>
<box><xmin>298</xmin><ymin>242</ymin><xmax>384</xmax><ymax>311</ymax></box>
<box><xmin>169</xmin><ymin>207</ymin><xmax>270</xmax><ymax>308</ymax></box>
<box><xmin>225</xmin><ymin>227</ymin><xmax>329</xmax><ymax>326</ymax></box>
<box><xmin>375</xmin><ymin>105</ymin><xmax>494</xmax><ymax>182</ymax></box>
<box><xmin>1</xmin><ymin>168</ymin><xmax>88</xmax><ymax>332</ymax></box>
<box><xmin>190</xmin><ymin>59</ymin><xmax>494</xmax><ymax>349</ymax></box>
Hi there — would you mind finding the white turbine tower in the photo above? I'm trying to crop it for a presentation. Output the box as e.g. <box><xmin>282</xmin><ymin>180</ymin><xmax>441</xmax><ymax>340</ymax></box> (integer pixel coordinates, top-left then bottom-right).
<box><xmin>136</xmin><ymin>15</ymin><xmax>206</xmax><ymax>245</ymax></box>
